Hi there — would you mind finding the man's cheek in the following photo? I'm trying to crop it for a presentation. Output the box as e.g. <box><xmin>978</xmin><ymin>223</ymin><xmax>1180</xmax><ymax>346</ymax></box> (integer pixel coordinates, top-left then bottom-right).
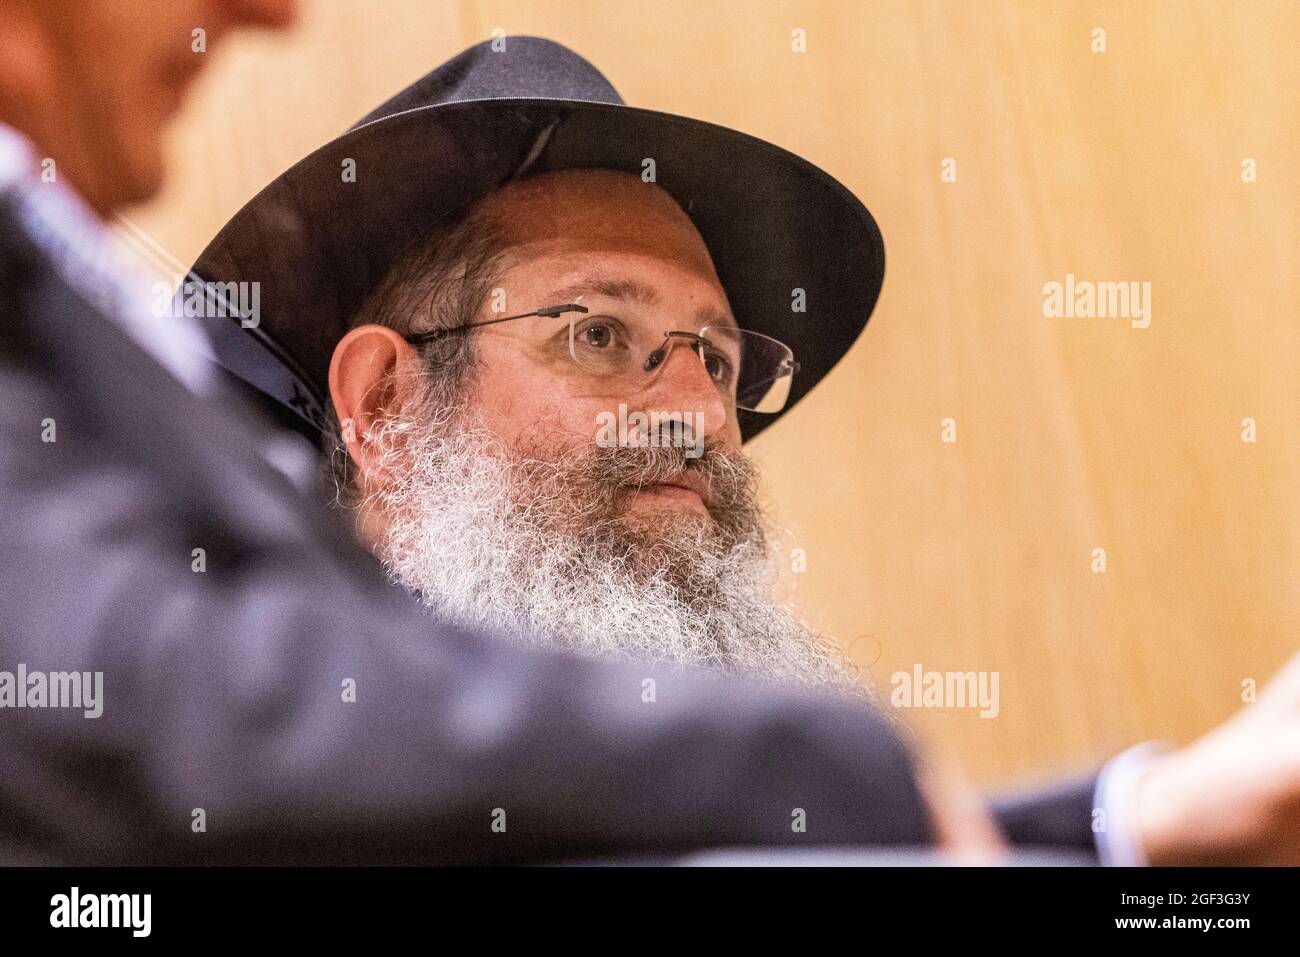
<box><xmin>508</xmin><ymin>404</ymin><xmax>599</xmax><ymax>461</ymax></box>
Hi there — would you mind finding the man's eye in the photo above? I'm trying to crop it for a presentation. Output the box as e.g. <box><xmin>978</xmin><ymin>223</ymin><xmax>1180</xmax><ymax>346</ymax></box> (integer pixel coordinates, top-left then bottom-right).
<box><xmin>583</xmin><ymin>323</ymin><xmax>614</xmax><ymax>348</ymax></box>
<box><xmin>702</xmin><ymin>349</ymin><xmax>735</xmax><ymax>385</ymax></box>
<box><xmin>574</xmin><ymin>318</ymin><xmax>627</xmax><ymax>350</ymax></box>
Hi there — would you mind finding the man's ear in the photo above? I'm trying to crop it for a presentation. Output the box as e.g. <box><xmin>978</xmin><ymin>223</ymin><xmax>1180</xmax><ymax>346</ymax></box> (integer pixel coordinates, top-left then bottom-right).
<box><xmin>328</xmin><ymin>324</ymin><xmax>419</xmax><ymax>482</ymax></box>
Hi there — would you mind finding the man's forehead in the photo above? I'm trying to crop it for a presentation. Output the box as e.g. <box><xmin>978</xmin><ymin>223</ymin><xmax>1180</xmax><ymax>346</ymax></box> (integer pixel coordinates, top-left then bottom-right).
<box><xmin>482</xmin><ymin>171</ymin><xmax>736</xmax><ymax>328</ymax></box>
<box><xmin>488</xmin><ymin>168</ymin><xmax>684</xmax><ymax>220</ymax></box>
<box><xmin>488</xmin><ymin>171</ymin><xmax>712</xmax><ymax>261</ymax></box>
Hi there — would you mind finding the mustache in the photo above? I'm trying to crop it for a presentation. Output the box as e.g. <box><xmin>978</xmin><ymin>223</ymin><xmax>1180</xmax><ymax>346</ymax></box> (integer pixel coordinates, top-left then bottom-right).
<box><xmin>567</xmin><ymin>440</ymin><xmax>758</xmax><ymax>516</ymax></box>
<box><xmin>374</xmin><ymin>404</ymin><xmax>763</xmax><ymax>539</ymax></box>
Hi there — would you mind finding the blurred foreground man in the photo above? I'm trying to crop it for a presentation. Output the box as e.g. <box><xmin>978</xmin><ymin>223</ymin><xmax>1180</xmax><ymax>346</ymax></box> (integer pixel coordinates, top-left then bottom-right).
<box><xmin>0</xmin><ymin>0</ymin><xmax>968</xmax><ymax>865</ymax></box>
<box><xmin>195</xmin><ymin>38</ymin><xmax>1300</xmax><ymax>866</ymax></box>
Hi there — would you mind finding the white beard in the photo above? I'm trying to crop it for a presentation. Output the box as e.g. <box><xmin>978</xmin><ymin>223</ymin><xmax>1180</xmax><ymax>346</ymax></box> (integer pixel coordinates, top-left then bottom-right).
<box><xmin>356</xmin><ymin>402</ymin><xmax>861</xmax><ymax>695</ymax></box>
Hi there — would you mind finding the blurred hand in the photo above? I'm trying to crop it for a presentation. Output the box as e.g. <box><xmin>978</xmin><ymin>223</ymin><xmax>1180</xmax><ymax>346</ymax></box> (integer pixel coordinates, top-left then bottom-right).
<box><xmin>916</xmin><ymin>755</ymin><xmax>1010</xmax><ymax>863</ymax></box>
<box><xmin>1136</xmin><ymin>650</ymin><xmax>1300</xmax><ymax>865</ymax></box>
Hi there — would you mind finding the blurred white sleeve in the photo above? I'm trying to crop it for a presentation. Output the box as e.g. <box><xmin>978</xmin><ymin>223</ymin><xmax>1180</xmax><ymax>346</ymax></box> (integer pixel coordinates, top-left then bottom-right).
<box><xmin>1093</xmin><ymin>741</ymin><xmax>1171</xmax><ymax>866</ymax></box>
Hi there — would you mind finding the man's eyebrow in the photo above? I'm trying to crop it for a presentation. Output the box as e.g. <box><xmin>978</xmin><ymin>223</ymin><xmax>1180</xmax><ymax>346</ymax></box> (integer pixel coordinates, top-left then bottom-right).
<box><xmin>546</xmin><ymin>277</ymin><xmax>740</xmax><ymax>332</ymax></box>
<box><xmin>547</xmin><ymin>278</ymin><xmax>661</xmax><ymax>307</ymax></box>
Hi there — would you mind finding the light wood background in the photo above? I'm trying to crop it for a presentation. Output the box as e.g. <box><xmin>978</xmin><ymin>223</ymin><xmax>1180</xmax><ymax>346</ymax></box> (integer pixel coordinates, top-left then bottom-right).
<box><xmin>130</xmin><ymin>0</ymin><xmax>1299</xmax><ymax>788</ymax></box>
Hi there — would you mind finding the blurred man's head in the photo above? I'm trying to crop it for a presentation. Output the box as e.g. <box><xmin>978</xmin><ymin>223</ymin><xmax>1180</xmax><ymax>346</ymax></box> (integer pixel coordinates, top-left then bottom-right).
<box><xmin>0</xmin><ymin>0</ymin><xmax>296</xmax><ymax>215</ymax></box>
<box><xmin>328</xmin><ymin>169</ymin><xmax>856</xmax><ymax>690</ymax></box>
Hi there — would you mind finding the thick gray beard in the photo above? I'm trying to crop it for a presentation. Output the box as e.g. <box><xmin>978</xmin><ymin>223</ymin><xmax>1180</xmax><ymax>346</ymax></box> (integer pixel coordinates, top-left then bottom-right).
<box><xmin>357</xmin><ymin>403</ymin><xmax>862</xmax><ymax>696</ymax></box>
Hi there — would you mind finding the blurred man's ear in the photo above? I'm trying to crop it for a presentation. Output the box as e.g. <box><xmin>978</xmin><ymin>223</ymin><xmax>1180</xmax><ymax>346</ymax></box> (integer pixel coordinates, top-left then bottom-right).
<box><xmin>328</xmin><ymin>324</ymin><xmax>420</xmax><ymax>482</ymax></box>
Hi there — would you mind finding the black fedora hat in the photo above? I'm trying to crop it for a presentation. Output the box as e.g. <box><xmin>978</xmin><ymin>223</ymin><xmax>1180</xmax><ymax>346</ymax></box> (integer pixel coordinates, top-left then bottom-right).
<box><xmin>190</xmin><ymin>36</ymin><xmax>884</xmax><ymax>443</ymax></box>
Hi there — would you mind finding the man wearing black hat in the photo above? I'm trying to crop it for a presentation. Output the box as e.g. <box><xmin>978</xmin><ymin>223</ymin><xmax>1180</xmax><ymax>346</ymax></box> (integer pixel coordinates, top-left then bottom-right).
<box><xmin>194</xmin><ymin>36</ymin><xmax>1300</xmax><ymax>867</ymax></box>
<box><xmin>190</xmin><ymin>38</ymin><xmax>896</xmax><ymax>688</ymax></box>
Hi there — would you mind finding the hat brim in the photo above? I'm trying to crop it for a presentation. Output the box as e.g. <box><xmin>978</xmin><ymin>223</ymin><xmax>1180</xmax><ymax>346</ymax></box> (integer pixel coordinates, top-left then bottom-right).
<box><xmin>191</xmin><ymin>97</ymin><xmax>884</xmax><ymax>443</ymax></box>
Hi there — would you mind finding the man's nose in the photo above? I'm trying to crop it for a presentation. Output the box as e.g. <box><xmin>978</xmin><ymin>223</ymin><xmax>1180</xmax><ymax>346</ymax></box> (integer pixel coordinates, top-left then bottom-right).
<box><xmin>633</xmin><ymin>339</ymin><xmax>730</xmax><ymax>442</ymax></box>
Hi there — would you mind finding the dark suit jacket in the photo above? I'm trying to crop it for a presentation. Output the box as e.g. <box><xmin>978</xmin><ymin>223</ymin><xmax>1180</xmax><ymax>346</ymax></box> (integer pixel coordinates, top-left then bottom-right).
<box><xmin>0</xmin><ymin>187</ymin><xmax>1097</xmax><ymax>865</ymax></box>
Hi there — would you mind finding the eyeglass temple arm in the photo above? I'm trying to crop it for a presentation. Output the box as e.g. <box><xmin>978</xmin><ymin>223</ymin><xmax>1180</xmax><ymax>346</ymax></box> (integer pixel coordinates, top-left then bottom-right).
<box><xmin>404</xmin><ymin>303</ymin><xmax>589</xmax><ymax>345</ymax></box>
